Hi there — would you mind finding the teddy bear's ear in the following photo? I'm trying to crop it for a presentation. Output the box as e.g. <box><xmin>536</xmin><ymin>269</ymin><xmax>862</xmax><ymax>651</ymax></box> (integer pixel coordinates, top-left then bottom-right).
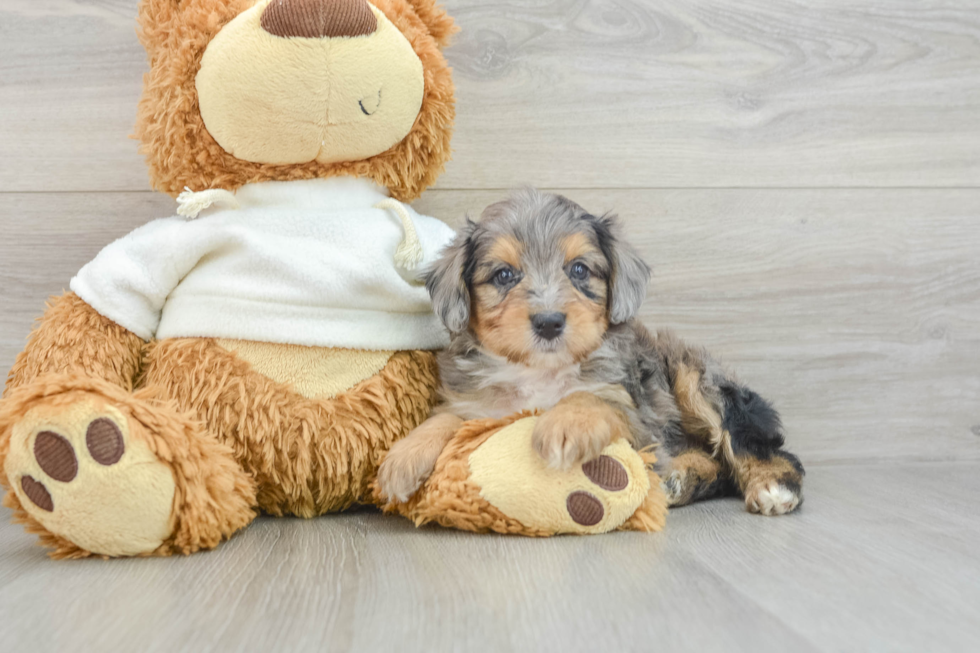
<box><xmin>406</xmin><ymin>0</ymin><xmax>459</xmax><ymax>48</ymax></box>
<box><xmin>138</xmin><ymin>0</ymin><xmax>186</xmax><ymax>25</ymax></box>
<box><xmin>136</xmin><ymin>0</ymin><xmax>185</xmax><ymax>60</ymax></box>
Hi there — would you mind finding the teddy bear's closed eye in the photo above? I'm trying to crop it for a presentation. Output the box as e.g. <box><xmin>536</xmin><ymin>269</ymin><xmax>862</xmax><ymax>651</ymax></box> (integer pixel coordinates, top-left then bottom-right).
<box><xmin>359</xmin><ymin>89</ymin><xmax>382</xmax><ymax>116</ymax></box>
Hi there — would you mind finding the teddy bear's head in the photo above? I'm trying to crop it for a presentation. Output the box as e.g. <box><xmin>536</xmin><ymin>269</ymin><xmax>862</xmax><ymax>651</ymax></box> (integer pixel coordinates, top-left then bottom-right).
<box><xmin>136</xmin><ymin>0</ymin><xmax>456</xmax><ymax>201</ymax></box>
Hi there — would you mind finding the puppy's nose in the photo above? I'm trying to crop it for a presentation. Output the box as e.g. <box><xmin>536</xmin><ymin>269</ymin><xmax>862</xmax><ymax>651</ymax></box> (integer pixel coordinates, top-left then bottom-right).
<box><xmin>531</xmin><ymin>313</ymin><xmax>566</xmax><ymax>341</ymax></box>
<box><xmin>261</xmin><ymin>0</ymin><xmax>378</xmax><ymax>39</ymax></box>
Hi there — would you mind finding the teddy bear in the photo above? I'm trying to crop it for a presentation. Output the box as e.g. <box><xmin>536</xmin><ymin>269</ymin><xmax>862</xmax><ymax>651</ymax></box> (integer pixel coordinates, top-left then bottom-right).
<box><xmin>0</xmin><ymin>0</ymin><xmax>461</xmax><ymax>558</ymax></box>
<box><xmin>0</xmin><ymin>0</ymin><xmax>665</xmax><ymax>558</ymax></box>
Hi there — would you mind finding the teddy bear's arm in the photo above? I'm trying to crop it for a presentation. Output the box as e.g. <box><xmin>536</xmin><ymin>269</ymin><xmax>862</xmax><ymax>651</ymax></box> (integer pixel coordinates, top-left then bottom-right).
<box><xmin>4</xmin><ymin>292</ymin><xmax>145</xmax><ymax>397</ymax></box>
<box><xmin>6</xmin><ymin>217</ymin><xmax>215</xmax><ymax>396</ymax></box>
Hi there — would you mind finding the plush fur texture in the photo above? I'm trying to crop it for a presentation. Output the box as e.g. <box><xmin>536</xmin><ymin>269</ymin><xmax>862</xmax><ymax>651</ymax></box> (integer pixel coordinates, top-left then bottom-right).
<box><xmin>143</xmin><ymin>338</ymin><xmax>438</xmax><ymax>516</ymax></box>
<box><xmin>195</xmin><ymin>4</ymin><xmax>426</xmax><ymax>166</ymax></box>
<box><xmin>216</xmin><ymin>340</ymin><xmax>395</xmax><ymax>400</ymax></box>
<box><xmin>5</xmin><ymin>293</ymin><xmax>144</xmax><ymax>395</ymax></box>
<box><xmin>136</xmin><ymin>0</ymin><xmax>456</xmax><ymax>201</ymax></box>
<box><xmin>376</xmin><ymin>413</ymin><xmax>554</xmax><ymax>535</ymax></box>
<box><xmin>375</xmin><ymin>411</ymin><xmax>462</xmax><ymax>502</ymax></box>
<box><xmin>1</xmin><ymin>0</ymin><xmax>461</xmax><ymax>557</ymax></box>
<box><xmin>0</xmin><ymin>292</ymin><xmax>439</xmax><ymax>556</ymax></box>
<box><xmin>530</xmin><ymin>390</ymin><xmax>633</xmax><ymax>471</ymax></box>
<box><xmin>0</xmin><ymin>375</ymin><xmax>256</xmax><ymax>559</ymax></box>
<box><xmin>617</xmin><ymin>453</ymin><xmax>668</xmax><ymax>533</ymax></box>
<box><xmin>373</xmin><ymin>411</ymin><xmax>667</xmax><ymax>535</ymax></box>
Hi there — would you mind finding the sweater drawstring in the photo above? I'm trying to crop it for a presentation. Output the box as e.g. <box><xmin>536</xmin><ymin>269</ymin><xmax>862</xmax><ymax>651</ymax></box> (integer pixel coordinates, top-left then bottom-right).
<box><xmin>176</xmin><ymin>187</ymin><xmax>240</xmax><ymax>219</ymax></box>
<box><xmin>375</xmin><ymin>198</ymin><xmax>424</xmax><ymax>279</ymax></box>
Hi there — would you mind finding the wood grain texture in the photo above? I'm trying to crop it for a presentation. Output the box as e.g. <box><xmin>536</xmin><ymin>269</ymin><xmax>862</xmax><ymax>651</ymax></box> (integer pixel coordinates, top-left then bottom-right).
<box><xmin>2</xmin><ymin>0</ymin><xmax>980</xmax><ymax>191</ymax></box>
<box><xmin>1</xmin><ymin>463</ymin><xmax>979</xmax><ymax>652</ymax></box>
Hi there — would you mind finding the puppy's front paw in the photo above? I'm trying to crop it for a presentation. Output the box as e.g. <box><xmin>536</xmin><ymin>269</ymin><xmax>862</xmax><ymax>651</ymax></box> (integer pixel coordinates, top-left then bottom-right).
<box><xmin>377</xmin><ymin>439</ymin><xmax>439</xmax><ymax>503</ymax></box>
<box><xmin>532</xmin><ymin>399</ymin><xmax>623</xmax><ymax>470</ymax></box>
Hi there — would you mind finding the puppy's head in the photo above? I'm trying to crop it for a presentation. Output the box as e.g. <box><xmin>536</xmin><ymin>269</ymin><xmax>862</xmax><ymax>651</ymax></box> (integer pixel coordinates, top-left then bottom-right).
<box><xmin>427</xmin><ymin>188</ymin><xmax>650</xmax><ymax>368</ymax></box>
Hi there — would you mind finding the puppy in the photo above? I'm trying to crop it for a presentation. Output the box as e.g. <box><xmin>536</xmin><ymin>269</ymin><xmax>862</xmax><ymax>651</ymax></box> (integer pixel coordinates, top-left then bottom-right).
<box><xmin>378</xmin><ymin>189</ymin><xmax>804</xmax><ymax>516</ymax></box>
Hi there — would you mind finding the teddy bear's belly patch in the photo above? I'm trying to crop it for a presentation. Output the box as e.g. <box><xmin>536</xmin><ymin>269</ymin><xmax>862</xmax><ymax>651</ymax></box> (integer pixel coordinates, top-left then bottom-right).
<box><xmin>217</xmin><ymin>339</ymin><xmax>394</xmax><ymax>400</ymax></box>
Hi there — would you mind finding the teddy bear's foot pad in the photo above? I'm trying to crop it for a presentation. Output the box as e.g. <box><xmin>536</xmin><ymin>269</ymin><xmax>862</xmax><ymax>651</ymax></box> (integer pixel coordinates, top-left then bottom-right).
<box><xmin>469</xmin><ymin>417</ymin><xmax>654</xmax><ymax>534</ymax></box>
<box><xmin>583</xmin><ymin>455</ymin><xmax>629</xmax><ymax>491</ymax></box>
<box><xmin>564</xmin><ymin>456</ymin><xmax>630</xmax><ymax>525</ymax></box>
<box><xmin>5</xmin><ymin>394</ymin><xmax>176</xmax><ymax>556</ymax></box>
<box><xmin>21</xmin><ymin>418</ymin><xmax>125</xmax><ymax>510</ymax></box>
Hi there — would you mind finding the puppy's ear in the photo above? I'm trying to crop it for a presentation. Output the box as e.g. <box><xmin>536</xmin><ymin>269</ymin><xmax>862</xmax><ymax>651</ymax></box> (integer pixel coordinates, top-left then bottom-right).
<box><xmin>593</xmin><ymin>214</ymin><xmax>651</xmax><ymax>324</ymax></box>
<box><xmin>425</xmin><ymin>221</ymin><xmax>477</xmax><ymax>333</ymax></box>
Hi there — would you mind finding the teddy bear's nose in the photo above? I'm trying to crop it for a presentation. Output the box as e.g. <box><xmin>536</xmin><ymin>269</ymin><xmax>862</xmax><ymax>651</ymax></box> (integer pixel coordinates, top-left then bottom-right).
<box><xmin>261</xmin><ymin>0</ymin><xmax>378</xmax><ymax>39</ymax></box>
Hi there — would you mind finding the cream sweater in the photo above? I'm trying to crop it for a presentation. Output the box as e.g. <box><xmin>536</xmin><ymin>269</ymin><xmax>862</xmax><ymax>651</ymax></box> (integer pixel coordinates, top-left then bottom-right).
<box><xmin>71</xmin><ymin>178</ymin><xmax>455</xmax><ymax>350</ymax></box>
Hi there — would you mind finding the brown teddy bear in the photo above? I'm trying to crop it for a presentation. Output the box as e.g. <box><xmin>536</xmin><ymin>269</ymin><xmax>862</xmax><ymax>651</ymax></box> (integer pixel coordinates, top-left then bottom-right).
<box><xmin>0</xmin><ymin>0</ymin><xmax>665</xmax><ymax>558</ymax></box>
<box><xmin>0</xmin><ymin>0</ymin><xmax>459</xmax><ymax>558</ymax></box>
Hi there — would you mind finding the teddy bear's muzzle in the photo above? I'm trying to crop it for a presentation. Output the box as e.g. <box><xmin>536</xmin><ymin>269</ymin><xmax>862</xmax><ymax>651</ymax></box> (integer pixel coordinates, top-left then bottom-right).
<box><xmin>261</xmin><ymin>0</ymin><xmax>378</xmax><ymax>39</ymax></box>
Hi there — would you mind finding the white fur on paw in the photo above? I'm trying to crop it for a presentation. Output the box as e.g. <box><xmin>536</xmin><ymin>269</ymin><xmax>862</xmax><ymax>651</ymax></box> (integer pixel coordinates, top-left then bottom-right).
<box><xmin>747</xmin><ymin>482</ymin><xmax>800</xmax><ymax>516</ymax></box>
<box><xmin>661</xmin><ymin>471</ymin><xmax>685</xmax><ymax>506</ymax></box>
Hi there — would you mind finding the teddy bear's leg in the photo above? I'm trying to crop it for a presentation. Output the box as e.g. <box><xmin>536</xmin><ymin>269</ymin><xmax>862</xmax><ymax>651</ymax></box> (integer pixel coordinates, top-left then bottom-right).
<box><xmin>4</xmin><ymin>292</ymin><xmax>145</xmax><ymax>396</ymax></box>
<box><xmin>142</xmin><ymin>338</ymin><xmax>439</xmax><ymax>518</ymax></box>
<box><xmin>0</xmin><ymin>293</ymin><xmax>256</xmax><ymax>558</ymax></box>
<box><xmin>377</xmin><ymin>414</ymin><xmax>668</xmax><ymax>536</ymax></box>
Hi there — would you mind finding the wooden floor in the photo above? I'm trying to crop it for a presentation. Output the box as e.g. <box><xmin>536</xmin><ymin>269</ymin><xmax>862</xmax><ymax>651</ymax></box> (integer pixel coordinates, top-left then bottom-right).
<box><xmin>1</xmin><ymin>1</ymin><xmax>979</xmax><ymax>651</ymax></box>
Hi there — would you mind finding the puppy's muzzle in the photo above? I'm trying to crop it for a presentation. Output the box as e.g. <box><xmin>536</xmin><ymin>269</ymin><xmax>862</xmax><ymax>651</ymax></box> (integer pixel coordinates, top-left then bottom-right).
<box><xmin>531</xmin><ymin>312</ymin><xmax>566</xmax><ymax>341</ymax></box>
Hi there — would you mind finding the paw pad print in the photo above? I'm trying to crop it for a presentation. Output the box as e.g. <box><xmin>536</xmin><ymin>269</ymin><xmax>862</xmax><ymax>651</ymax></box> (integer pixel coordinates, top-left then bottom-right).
<box><xmin>565</xmin><ymin>455</ymin><xmax>630</xmax><ymax>526</ymax></box>
<box><xmin>19</xmin><ymin>419</ymin><xmax>125</xmax><ymax>513</ymax></box>
<box><xmin>468</xmin><ymin>417</ymin><xmax>652</xmax><ymax>534</ymax></box>
<box><xmin>4</xmin><ymin>397</ymin><xmax>176</xmax><ymax>556</ymax></box>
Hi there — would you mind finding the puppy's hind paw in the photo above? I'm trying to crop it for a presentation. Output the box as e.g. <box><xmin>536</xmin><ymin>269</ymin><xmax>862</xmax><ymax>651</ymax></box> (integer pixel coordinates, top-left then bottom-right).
<box><xmin>661</xmin><ymin>470</ymin><xmax>685</xmax><ymax>507</ymax></box>
<box><xmin>745</xmin><ymin>481</ymin><xmax>801</xmax><ymax>516</ymax></box>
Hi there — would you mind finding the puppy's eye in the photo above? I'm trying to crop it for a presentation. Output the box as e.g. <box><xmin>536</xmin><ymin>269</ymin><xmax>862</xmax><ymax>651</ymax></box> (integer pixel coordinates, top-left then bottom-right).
<box><xmin>492</xmin><ymin>268</ymin><xmax>516</xmax><ymax>286</ymax></box>
<box><xmin>568</xmin><ymin>262</ymin><xmax>590</xmax><ymax>281</ymax></box>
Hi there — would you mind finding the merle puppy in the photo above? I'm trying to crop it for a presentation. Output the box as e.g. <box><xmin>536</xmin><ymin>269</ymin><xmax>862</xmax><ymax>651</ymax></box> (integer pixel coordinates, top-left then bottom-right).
<box><xmin>378</xmin><ymin>188</ymin><xmax>804</xmax><ymax>515</ymax></box>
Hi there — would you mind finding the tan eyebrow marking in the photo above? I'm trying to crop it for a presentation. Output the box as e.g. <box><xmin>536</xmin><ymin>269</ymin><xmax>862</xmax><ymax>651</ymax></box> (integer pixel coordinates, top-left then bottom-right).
<box><xmin>487</xmin><ymin>235</ymin><xmax>524</xmax><ymax>269</ymax></box>
<box><xmin>561</xmin><ymin>232</ymin><xmax>599</xmax><ymax>264</ymax></box>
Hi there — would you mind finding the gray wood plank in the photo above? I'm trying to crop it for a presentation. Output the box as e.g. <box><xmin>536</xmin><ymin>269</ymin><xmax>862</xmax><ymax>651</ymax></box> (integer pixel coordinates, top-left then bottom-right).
<box><xmin>1</xmin><ymin>463</ymin><xmax>978</xmax><ymax>652</ymax></box>
<box><xmin>0</xmin><ymin>1</ymin><xmax>147</xmax><ymax>193</ymax></box>
<box><xmin>667</xmin><ymin>462</ymin><xmax>980</xmax><ymax>653</ymax></box>
<box><xmin>2</xmin><ymin>0</ymin><xmax>980</xmax><ymax>192</ymax></box>
<box><xmin>2</xmin><ymin>189</ymin><xmax>978</xmax><ymax>464</ymax></box>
